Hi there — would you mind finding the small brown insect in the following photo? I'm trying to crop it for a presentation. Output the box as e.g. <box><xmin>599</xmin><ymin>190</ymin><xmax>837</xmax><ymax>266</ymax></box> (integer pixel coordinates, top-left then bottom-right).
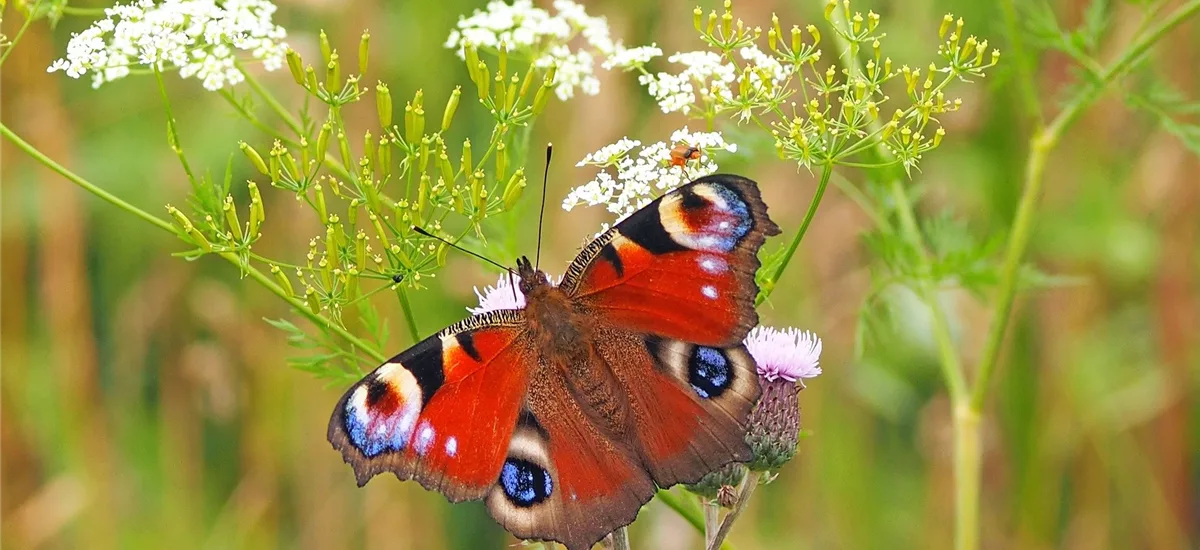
<box><xmin>669</xmin><ymin>144</ymin><xmax>702</xmax><ymax>168</ymax></box>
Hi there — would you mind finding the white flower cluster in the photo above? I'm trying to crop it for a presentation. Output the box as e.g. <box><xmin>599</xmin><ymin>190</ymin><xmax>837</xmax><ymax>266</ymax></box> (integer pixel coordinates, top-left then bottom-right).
<box><xmin>564</xmin><ymin>128</ymin><xmax>737</xmax><ymax>223</ymax></box>
<box><xmin>445</xmin><ymin>0</ymin><xmax>615</xmax><ymax>100</ymax></box>
<box><xmin>602</xmin><ymin>44</ymin><xmax>662</xmax><ymax>71</ymax></box>
<box><xmin>47</xmin><ymin>0</ymin><xmax>287</xmax><ymax>90</ymax></box>
<box><xmin>637</xmin><ymin>46</ymin><xmax>791</xmax><ymax>115</ymax></box>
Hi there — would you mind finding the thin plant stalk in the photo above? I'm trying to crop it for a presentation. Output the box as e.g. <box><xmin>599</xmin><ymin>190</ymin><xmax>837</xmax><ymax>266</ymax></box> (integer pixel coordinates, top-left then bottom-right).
<box><xmin>704</xmin><ymin>502</ymin><xmax>720</xmax><ymax>547</ymax></box>
<box><xmin>756</xmin><ymin>163</ymin><xmax>833</xmax><ymax>306</ymax></box>
<box><xmin>705</xmin><ymin>470</ymin><xmax>760</xmax><ymax>550</ymax></box>
<box><xmin>0</xmin><ymin>123</ymin><xmax>387</xmax><ymax>364</ymax></box>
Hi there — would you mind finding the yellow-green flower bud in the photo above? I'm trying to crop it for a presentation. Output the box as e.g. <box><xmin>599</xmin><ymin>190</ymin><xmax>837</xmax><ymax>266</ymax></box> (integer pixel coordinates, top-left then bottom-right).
<box><xmin>807</xmin><ymin>24</ymin><xmax>820</xmax><ymax>46</ymax></box>
<box><xmin>470</xmin><ymin>170</ymin><xmax>484</xmax><ymax>212</ymax></box>
<box><xmin>823</xmin><ymin>0</ymin><xmax>836</xmax><ymax>21</ymax></box>
<box><xmin>493</xmin><ymin>143</ymin><xmax>508</xmax><ymax>180</ymax></box>
<box><xmin>419</xmin><ymin>135</ymin><xmax>432</xmax><ymax>173</ymax></box>
<box><xmin>706</xmin><ymin>10</ymin><xmax>717</xmax><ymax>35</ymax></box>
<box><xmin>314</xmin><ymin>183</ymin><xmax>328</xmax><ymax>222</ymax></box>
<box><xmin>338</xmin><ymin>131</ymin><xmax>353</xmax><ymax>172</ymax></box>
<box><xmin>497</xmin><ymin>41</ymin><xmax>508</xmax><ymax>84</ymax></box>
<box><xmin>305</xmin><ymin>286</ymin><xmax>320</xmax><ymax>314</ymax></box>
<box><xmin>319</xmin><ymin>30</ymin><xmax>332</xmax><ymax>66</ymax></box>
<box><xmin>376</xmin><ymin>83</ymin><xmax>392</xmax><ymax>128</ymax></box>
<box><xmin>282</xmin><ymin>150</ymin><xmax>300</xmax><ymax>180</ymax></box>
<box><xmin>326</xmin><ymin>51</ymin><xmax>341</xmax><ymax>91</ymax></box>
<box><xmin>939</xmin><ymin>14</ymin><xmax>953</xmax><ymax>39</ymax></box>
<box><xmin>304</xmin><ymin>64</ymin><xmax>319</xmax><ymax>92</ymax></box>
<box><xmin>852</xmin><ymin>12</ymin><xmax>863</xmax><ymax>34</ymax></box>
<box><xmin>358</xmin><ymin>31</ymin><xmax>370</xmax><ymax>75</ymax></box>
<box><xmin>477</xmin><ymin>61</ymin><xmax>491</xmax><ymax>100</ymax></box>
<box><xmin>460</xmin><ymin>138</ymin><xmax>473</xmax><ymax>175</ymax></box>
<box><xmin>502</xmin><ymin>169</ymin><xmax>526</xmax><ymax>211</ymax></box>
<box><xmin>721</xmin><ymin>11</ymin><xmax>732</xmax><ymax>37</ymax></box>
<box><xmin>286</xmin><ymin>48</ymin><xmax>305</xmax><ymax>87</ymax></box>
<box><xmin>868</xmin><ymin>10</ymin><xmax>879</xmax><ymax>32</ymax></box>
<box><xmin>464</xmin><ymin>42</ymin><xmax>481</xmax><ymax>84</ymax></box>
<box><xmin>442</xmin><ymin>86</ymin><xmax>461</xmax><ymax>132</ymax></box>
<box><xmin>240</xmin><ymin>141</ymin><xmax>269</xmax><ymax>175</ymax></box>
<box><xmin>270</xmin><ymin>265</ymin><xmax>295</xmax><ymax>297</ymax></box>
<box><xmin>248</xmin><ymin>182</ymin><xmax>264</xmax><ymax>237</ymax></box>
<box><xmin>932</xmin><ymin>127</ymin><xmax>945</xmax><ymax>148</ymax></box>
<box><xmin>693</xmin><ymin>7</ymin><xmax>702</xmax><ymax>31</ymax></box>
<box><xmin>417</xmin><ymin>174</ymin><xmax>431</xmax><ymax>222</ymax></box>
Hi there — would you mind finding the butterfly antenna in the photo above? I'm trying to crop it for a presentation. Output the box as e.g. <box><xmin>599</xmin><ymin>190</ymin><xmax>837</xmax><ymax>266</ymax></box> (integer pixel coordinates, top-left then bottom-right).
<box><xmin>412</xmin><ymin>226</ymin><xmax>511</xmax><ymax>273</ymax></box>
<box><xmin>535</xmin><ymin>143</ymin><xmax>552</xmax><ymax>271</ymax></box>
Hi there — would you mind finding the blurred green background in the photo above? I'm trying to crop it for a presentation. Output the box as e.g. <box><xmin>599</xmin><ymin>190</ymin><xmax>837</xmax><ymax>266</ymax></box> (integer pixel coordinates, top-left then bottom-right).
<box><xmin>2</xmin><ymin>0</ymin><xmax>1198</xmax><ymax>548</ymax></box>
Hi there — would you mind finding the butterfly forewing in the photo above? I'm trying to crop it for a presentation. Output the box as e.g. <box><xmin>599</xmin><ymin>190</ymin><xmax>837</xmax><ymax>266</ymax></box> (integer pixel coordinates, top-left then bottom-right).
<box><xmin>560</xmin><ymin>174</ymin><xmax>781</xmax><ymax>347</ymax></box>
<box><xmin>327</xmin><ymin>310</ymin><xmax>535</xmax><ymax>501</ymax></box>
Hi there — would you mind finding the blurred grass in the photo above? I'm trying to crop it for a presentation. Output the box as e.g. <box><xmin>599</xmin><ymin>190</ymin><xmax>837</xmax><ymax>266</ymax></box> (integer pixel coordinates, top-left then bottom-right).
<box><xmin>2</xmin><ymin>0</ymin><xmax>1198</xmax><ymax>549</ymax></box>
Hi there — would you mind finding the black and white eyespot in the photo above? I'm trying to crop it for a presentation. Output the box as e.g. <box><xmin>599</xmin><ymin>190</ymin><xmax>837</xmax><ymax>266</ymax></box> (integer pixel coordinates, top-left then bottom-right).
<box><xmin>488</xmin><ymin>409</ymin><xmax>555</xmax><ymax>510</ymax></box>
<box><xmin>646</xmin><ymin>337</ymin><xmax>757</xmax><ymax>402</ymax></box>
<box><xmin>499</xmin><ymin>458</ymin><xmax>554</xmax><ymax>507</ymax></box>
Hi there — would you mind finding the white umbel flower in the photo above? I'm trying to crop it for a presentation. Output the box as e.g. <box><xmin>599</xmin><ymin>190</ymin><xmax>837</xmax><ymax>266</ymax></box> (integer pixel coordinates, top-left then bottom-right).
<box><xmin>48</xmin><ymin>0</ymin><xmax>287</xmax><ymax>90</ymax></box>
<box><xmin>445</xmin><ymin>0</ymin><xmax>613</xmax><ymax>100</ymax></box>
<box><xmin>565</xmin><ymin>127</ymin><xmax>737</xmax><ymax>221</ymax></box>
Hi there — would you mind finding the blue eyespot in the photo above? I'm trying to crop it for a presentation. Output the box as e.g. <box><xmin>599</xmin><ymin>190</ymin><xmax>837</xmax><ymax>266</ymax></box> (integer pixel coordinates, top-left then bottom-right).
<box><xmin>689</xmin><ymin>346</ymin><xmax>732</xmax><ymax>399</ymax></box>
<box><xmin>500</xmin><ymin>458</ymin><xmax>553</xmax><ymax>507</ymax></box>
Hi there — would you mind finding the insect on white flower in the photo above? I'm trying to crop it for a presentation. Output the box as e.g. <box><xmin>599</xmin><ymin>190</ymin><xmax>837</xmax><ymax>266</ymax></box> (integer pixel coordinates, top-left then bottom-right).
<box><xmin>564</xmin><ymin>128</ymin><xmax>737</xmax><ymax>222</ymax></box>
<box><xmin>47</xmin><ymin>0</ymin><xmax>288</xmax><ymax>91</ymax></box>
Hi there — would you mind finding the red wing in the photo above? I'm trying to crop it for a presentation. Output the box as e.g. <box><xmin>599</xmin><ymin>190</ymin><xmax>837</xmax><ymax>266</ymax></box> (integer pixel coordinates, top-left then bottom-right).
<box><xmin>597</xmin><ymin>328</ymin><xmax>761</xmax><ymax>489</ymax></box>
<box><xmin>327</xmin><ymin>310</ymin><xmax>535</xmax><ymax>501</ymax></box>
<box><xmin>559</xmin><ymin>174</ymin><xmax>781</xmax><ymax>347</ymax></box>
<box><xmin>485</xmin><ymin>364</ymin><xmax>657</xmax><ymax>550</ymax></box>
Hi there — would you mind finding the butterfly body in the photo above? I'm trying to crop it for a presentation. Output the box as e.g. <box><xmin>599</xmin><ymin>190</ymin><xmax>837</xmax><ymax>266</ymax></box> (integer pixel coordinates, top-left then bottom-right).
<box><xmin>329</xmin><ymin>175</ymin><xmax>780</xmax><ymax>550</ymax></box>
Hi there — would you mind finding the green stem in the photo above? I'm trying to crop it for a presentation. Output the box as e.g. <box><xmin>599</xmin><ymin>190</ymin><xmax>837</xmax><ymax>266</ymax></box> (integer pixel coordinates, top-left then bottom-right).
<box><xmin>0</xmin><ymin>0</ymin><xmax>39</xmax><ymax>66</ymax></box>
<box><xmin>953</xmin><ymin>403</ymin><xmax>982</xmax><ymax>550</ymax></box>
<box><xmin>998</xmin><ymin>0</ymin><xmax>1043</xmax><ymax>124</ymax></box>
<box><xmin>237</xmin><ymin>61</ymin><xmax>305</xmax><ymax>136</ymax></box>
<box><xmin>886</xmin><ymin>179</ymin><xmax>969</xmax><ymax>400</ymax></box>
<box><xmin>611</xmin><ymin>527</ymin><xmax>630</xmax><ymax>550</ymax></box>
<box><xmin>1</xmin><ymin>124</ymin><xmax>176</xmax><ymax>233</ymax></box>
<box><xmin>0</xmin><ymin>123</ymin><xmax>385</xmax><ymax>364</ymax></box>
<box><xmin>969</xmin><ymin>0</ymin><xmax>1200</xmax><ymax>411</ymax></box>
<box><xmin>755</xmin><ymin>162</ymin><xmax>833</xmax><ymax>306</ymax></box>
<box><xmin>706</xmin><ymin>470</ymin><xmax>760</xmax><ymax>550</ymax></box>
<box><xmin>655</xmin><ymin>490</ymin><xmax>735</xmax><ymax>550</ymax></box>
<box><xmin>396</xmin><ymin>285</ymin><xmax>421</xmax><ymax>343</ymax></box>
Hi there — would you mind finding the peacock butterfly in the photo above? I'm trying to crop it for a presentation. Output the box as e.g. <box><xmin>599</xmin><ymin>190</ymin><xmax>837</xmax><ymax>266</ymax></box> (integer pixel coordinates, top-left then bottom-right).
<box><xmin>327</xmin><ymin>174</ymin><xmax>781</xmax><ymax>550</ymax></box>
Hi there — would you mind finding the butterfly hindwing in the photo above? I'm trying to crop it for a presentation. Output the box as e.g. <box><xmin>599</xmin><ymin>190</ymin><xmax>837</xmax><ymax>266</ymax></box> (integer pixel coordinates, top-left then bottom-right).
<box><xmin>560</xmin><ymin>174</ymin><xmax>781</xmax><ymax>347</ymax></box>
<box><xmin>486</xmin><ymin>360</ymin><xmax>657</xmax><ymax>550</ymax></box>
<box><xmin>327</xmin><ymin>310</ymin><xmax>535</xmax><ymax>501</ymax></box>
<box><xmin>598</xmin><ymin>327</ymin><xmax>761</xmax><ymax>488</ymax></box>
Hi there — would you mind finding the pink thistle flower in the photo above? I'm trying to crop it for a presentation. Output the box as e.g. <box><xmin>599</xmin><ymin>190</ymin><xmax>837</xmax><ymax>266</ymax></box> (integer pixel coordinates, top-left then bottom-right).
<box><xmin>744</xmin><ymin>326</ymin><xmax>822</xmax><ymax>387</ymax></box>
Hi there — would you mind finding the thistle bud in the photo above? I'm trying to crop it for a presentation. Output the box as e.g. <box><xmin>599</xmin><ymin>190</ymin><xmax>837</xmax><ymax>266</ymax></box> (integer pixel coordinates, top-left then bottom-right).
<box><xmin>377</xmin><ymin>83</ymin><xmax>392</xmax><ymax>128</ymax></box>
<box><xmin>742</xmin><ymin>327</ymin><xmax>822</xmax><ymax>472</ymax></box>
<box><xmin>358</xmin><ymin>31</ymin><xmax>370</xmax><ymax>75</ymax></box>
<box><xmin>442</xmin><ymin>86</ymin><xmax>461</xmax><ymax>132</ymax></box>
<box><xmin>684</xmin><ymin>462</ymin><xmax>745</xmax><ymax>500</ymax></box>
<box><xmin>286</xmin><ymin>48</ymin><xmax>305</xmax><ymax>87</ymax></box>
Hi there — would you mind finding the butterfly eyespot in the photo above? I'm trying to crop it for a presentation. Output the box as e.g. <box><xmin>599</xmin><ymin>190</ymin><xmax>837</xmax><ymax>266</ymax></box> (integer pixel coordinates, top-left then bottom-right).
<box><xmin>499</xmin><ymin>458</ymin><xmax>553</xmax><ymax>507</ymax></box>
<box><xmin>344</xmin><ymin>364</ymin><xmax>424</xmax><ymax>457</ymax></box>
<box><xmin>688</xmin><ymin>346</ymin><xmax>733</xmax><ymax>399</ymax></box>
